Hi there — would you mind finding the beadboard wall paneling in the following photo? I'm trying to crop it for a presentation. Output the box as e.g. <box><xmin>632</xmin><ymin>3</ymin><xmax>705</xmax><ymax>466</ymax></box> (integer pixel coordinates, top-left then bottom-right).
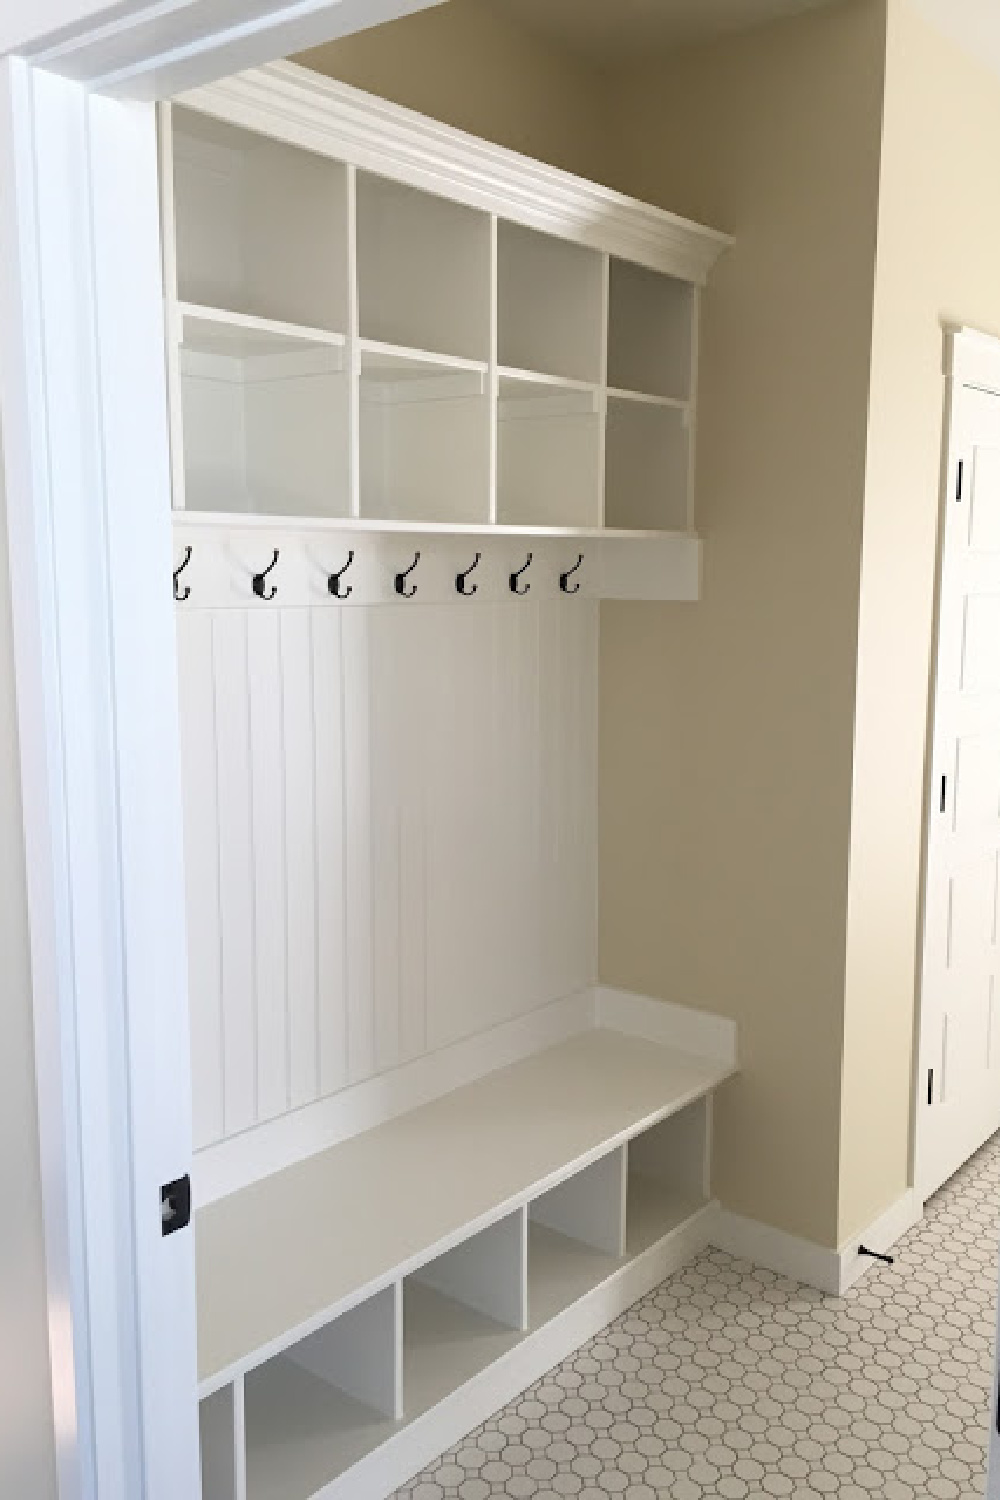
<box><xmin>177</xmin><ymin>599</ymin><xmax>597</xmax><ymax>1152</ymax></box>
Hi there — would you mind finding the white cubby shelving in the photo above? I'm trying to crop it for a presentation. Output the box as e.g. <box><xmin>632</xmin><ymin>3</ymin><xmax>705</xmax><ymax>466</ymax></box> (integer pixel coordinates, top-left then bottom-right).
<box><xmin>162</xmin><ymin>67</ymin><xmax>730</xmax><ymax>557</ymax></box>
<box><xmin>195</xmin><ymin>1029</ymin><xmax>733</xmax><ymax>1500</ymax></box>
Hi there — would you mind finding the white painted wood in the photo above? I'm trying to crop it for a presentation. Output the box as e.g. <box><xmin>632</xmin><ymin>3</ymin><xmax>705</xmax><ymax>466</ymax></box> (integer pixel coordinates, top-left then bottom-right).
<box><xmin>412</xmin><ymin>1210</ymin><xmax>527</xmax><ymax>1332</ymax></box>
<box><xmin>274</xmin><ymin>1199</ymin><xmax>718</xmax><ymax>1500</ymax></box>
<box><xmin>0</xmin><ymin>59</ymin><xmax>199</xmax><ymax>1500</ymax></box>
<box><xmin>497</xmin><ymin>220</ymin><xmax>604</xmax><ymax>383</ymax></box>
<box><xmin>917</xmin><ymin>330</ymin><xmax>1000</xmax><ymax>1201</ymax></box>
<box><xmin>357</xmin><ymin>172</ymin><xmax>490</xmax><ymax>360</ymax></box>
<box><xmin>312</xmin><ymin>607</ymin><xmax>349</xmax><ymax>1098</ymax></box>
<box><xmin>628</xmin><ymin>1098</ymin><xmax>712</xmax><ymax>1204</ymax></box>
<box><xmin>194</xmin><ymin>1029</ymin><xmax>734</xmax><ymax>1394</ymax></box>
<box><xmin>286</xmin><ymin>1283</ymin><xmax>401</xmax><ymax>1419</ymax></box>
<box><xmin>178</xmin><ymin>63</ymin><xmax>730</xmax><ymax>285</ymax></box>
<box><xmin>342</xmin><ymin>608</ymin><xmax>375</xmax><ymax>1086</ymax></box>
<box><xmin>605</xmin><ymin>396</ymin><xmax>690</xmax><ymax>532</ymax></box>
<box><xmin>530</xmin><ymin>1147</ymin><xmax>626</xmax><ymax>1258</ymax></box>
<box><xmin>595</xmin><ymin>986</ymin><xmax>738</xmax><ymax>1065</ymax></box>
<box><xmin>194</xmin><ymin>989</ymin><xmax>593</xmax><ymax>1207</ymax></box>
<box><xmin>607</xmin><ymin>257</ymin><xmax>694</xmax><ymax>401</ymax></box>
<box><xmin>199</xmin><ymin>1383</ymin><xmax>240</xmax><ymax>1500</ymax></box>
<box><xmin>280</xmin><ymin>610</ymin><xmax>320</xmax><ymax>1110</ymax></box>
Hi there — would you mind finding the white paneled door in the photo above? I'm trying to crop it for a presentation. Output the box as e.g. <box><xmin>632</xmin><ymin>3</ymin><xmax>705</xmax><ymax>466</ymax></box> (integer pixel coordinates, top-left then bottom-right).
<box><xmin>919</xmin><ymin>351</ymin><xmax>1000</xmax><ymax>1204</ymax></box>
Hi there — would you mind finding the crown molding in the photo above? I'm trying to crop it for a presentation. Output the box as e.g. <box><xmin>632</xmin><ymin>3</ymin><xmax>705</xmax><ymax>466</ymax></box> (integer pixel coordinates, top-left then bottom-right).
<box><xmin>176</xmin><ymin>59</ymin><xmax>732</xmax><ymax>285</ymax></box>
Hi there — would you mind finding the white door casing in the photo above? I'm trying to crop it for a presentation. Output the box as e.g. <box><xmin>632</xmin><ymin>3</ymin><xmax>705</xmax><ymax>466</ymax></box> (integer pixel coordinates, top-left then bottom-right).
<box><xmin>917</xmin><ymin>330</ymin><xmax>1000</xmax><ymax>1206</ymax></box>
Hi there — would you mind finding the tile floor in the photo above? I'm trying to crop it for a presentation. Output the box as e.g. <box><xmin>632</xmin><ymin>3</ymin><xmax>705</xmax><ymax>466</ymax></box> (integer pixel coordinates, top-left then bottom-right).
<box><xmin>394</xmin><ymin>1132</ymin><xmax>1000</xmax><ymax>1500</ymax></box>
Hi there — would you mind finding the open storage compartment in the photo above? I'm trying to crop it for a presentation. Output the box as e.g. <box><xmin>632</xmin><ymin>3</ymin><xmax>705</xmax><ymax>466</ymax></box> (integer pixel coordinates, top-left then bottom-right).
<box><xmin>200</xmin><ymin>1383</ymin><xmax>243</xmax><ymax>1500</ymax></box>
<box><xmin>498</xmin><ymin>221</ymin><xmax>604</xmax><ymax>383</ymax></box>
<box><xmin>604</xmin><ymin>397</ymin><xmax>691</xmax><ymax>532</ymax></box>
<box><xmin>171</xmin><ymin>107</ymin><xmax>349</xmax><ymax>334</ymax></box>
<box><xmin>626</xmin><ymin>1099</ymin><xmax>711</xmax><ymax>1257</ymax></box>
<box><xmin>359</xmin><ymin>347</ymin><xmax>490</xmax><ymax>523</ymax></box>
<box><xmin>243</xmin><ymin>1285</ymin><xmax>401</xmax><ymax>1500</ymax></box>
<box><xmin>357</xmin><ymin>173</ymin><xmax>491</xmax><ymax>360</ymax></box>
<box><xmin>403</xmin><ymin>1211</ymin><xmax>526</xmax><ymax>1417</ymax></box>
<box><xmin>497</xmin><ymin>374</ymin><xmax>601</xmax><ymax>528</ymax></box>
<box><xmin>528</xmin><ymin>1148</ymin><xmax>626</xmax><ymax>1328</ymax></box>
<box><xmin>178</xmin><ymin>307</ymin><xmax>349</xmax><ymax>516</ymax></box>
<box><xmin>607</xmin><ymin>257</ymin><xmax>694</xmax><ymax>402</ymax></box>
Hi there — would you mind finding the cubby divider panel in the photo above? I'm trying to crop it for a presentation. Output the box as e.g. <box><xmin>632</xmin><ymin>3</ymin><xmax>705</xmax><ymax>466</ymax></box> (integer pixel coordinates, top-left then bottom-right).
<box><xmin>244</xmin><ymin>1285</ymin><xmax>401</xmax><ymax>1500</ymax></box>
<box><xmin>172</xmin><ymin>107</ymin><xmax>349</xmax><ymax>334</ymax></box>
<box><xmin>608</xmin><ymin>258</ymin><xmax>694</xmax><ymax>401</ymax></box>
<box><xmin>200</xmin><ymin>1381</ymin><xmax>243</xmax><ymax>1500</ymax></box>
<box><xmin>627</xmin><ymin>1099</ymin><xmax>711</xmax><ymax>1258</ymax></box>
<box><xmin>498</xmin><ymin>221</ymin><xmax>604</xmax><ymax>383</ymax></box>
<box><xmin>357</xmin><ymin>174</ymin><xmax>491</xmax><ymax>360</ymax></box>
<box><xmin>404</xmin><ymin>1210</ymin><xmax>527</xmax><ymax>1417</ymax></box>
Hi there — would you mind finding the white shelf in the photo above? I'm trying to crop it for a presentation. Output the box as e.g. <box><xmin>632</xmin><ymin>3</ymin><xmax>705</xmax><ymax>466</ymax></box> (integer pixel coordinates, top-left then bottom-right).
<box><xmin>244</xmin><ymin>1357</ymin><xmax>398</xmax><ymax>1500</ymax></box>
<box><xmin>607</xmin><ymin>385</ymin><xmax>688</xmax><ymax>411</ymax></box>
<box><xmin>359</xmin><ymin>339</ymin><xmax>488</xmax><ymax>398</ymax></box>
<box><xmin>195</xmin><ymin>1030</ymin><xmax>734</xmax><ymax>1394</ymax></box>
<box><xmin>179</xmin><ymin>302</ymin><xmax>347</xmax><ymax>359</ymax></box>
<box><xmin>403</xmin><ymin>1282</ymin><xmax>523</xmax><ymax>1419</ymax></box>
<box><xmin>173</xmin><ymin>509</ymin><xmax>690</xmax><ymax>542</ymax></box>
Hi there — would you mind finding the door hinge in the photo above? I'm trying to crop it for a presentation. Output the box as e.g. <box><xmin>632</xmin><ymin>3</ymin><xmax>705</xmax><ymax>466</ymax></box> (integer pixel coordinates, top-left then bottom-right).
<box><xmin>956</xmin><ymin>459</ymin><xmax>964</xmax><ymax>501</ymax></box>
<box><xmin>940</xmin><ymin>774</ymin><xmax>947</xmax><ymax>813</ymax></box>
<box><xmin>160</xmin><ymin>1174</ymin><xmax>191</xmax><ymax>1237</ymax></box>
<box><xmin>927</xmin><ymin>1067</ymin><xmax>934</xmax><ymax>1105</ymax></box>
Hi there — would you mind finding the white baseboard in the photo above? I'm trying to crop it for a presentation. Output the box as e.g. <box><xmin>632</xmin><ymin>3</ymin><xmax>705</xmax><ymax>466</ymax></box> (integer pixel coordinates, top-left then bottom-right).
<box><xmin>837</xmin><ymin>1188</ymin><xmax>921</xmax><ymax>1293</ymax></box>
<box><xmin>711</xmin><ymin>1187</ymin><xmax>922</xmax><ymax>1297</ymax></box>
<box><xmin>195</xmin><ymin>989</ymin><xmax>595</xmax><ymax>1205</ymax></box>
<box><xmin>596</xmin><ymin>986</ymin><xmax>738</xmax><ymax>1067</ymax></box>
<box><xmin>711</xmin><ymin>1210</ymin><xmax>841</xmax><ymax>1294</ymax></box>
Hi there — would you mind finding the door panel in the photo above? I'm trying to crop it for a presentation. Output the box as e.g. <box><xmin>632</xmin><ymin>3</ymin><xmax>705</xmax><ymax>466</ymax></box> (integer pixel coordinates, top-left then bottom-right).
<box><xmin>919</xmin><ymin>382</ymin><xmax>1000</xmax><ymax>1202</ymax></box>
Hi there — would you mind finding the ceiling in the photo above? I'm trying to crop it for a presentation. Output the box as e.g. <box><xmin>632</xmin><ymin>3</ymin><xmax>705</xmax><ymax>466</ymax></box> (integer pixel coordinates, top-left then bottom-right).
<box><xmin>495</xmin><ymin>0</ymin><xmax>838</xmax><ymax>65</ymax></box>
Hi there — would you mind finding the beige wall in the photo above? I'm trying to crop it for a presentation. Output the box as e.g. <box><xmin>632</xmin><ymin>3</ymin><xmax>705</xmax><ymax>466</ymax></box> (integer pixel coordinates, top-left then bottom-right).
<box><xmin>598</xmin><ymin>0</ymin><xmax>887</xmax><ymax>1248</ymax></box>
<box><xmin>0</xmin><ymin>424</ymin><xmax>57</xmax><ymax>1499</ymax></box>
<box><xmin>298</xmin><ymin>0</ymin><xmax>612</xmax><ymax>183</ymax></box>
<box><xmin>838</xmin><ymin>0</ymin><xmax>1000</xmax><ymax>1239</ymax></box>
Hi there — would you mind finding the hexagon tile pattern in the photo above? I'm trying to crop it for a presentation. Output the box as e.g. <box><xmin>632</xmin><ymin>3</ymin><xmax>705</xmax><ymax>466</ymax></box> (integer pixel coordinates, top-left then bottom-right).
<box><xmin>393</xmin><ymin>1131</ymin><xmax>1000</xmax><ymax>1500</ymax></box>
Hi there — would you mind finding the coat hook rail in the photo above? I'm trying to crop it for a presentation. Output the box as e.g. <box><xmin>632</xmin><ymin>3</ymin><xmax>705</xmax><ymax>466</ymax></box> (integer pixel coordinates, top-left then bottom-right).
<box><xmin>395</xmin><ymin>551</ymin><xmax>421</xmax><ymax>598</ymax></box>
<box><xmin>510</xmin><ymin>553</ymin><xmax>533</xmax><ymax>596</ymax></box>
<box><xmin>559</xmin><ymin>553</ymin><xmax>584</xmax><ymax>594</ymax></box>
<box><xmin>173</xmin><ymin>545</ymin><xmax>192</xmax><ymax>602</ymax></box>
<box><xmin>456</xmin><ymin>552</ymin><xmax>482</xmax><ymax>597</ymax></box>
<box><xmin>328</xmin><ymin>550</ymin><xmax>355</xmax><ymax>600</ymax></box>
<box><xmin>252</xmin><ymin>549</ymin><xmax>280</xmax><ymax>601</ymax></box>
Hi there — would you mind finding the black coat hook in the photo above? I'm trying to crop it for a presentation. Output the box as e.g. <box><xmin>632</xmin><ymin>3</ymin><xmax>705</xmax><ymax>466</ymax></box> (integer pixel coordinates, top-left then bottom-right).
<box><xmin>395</xmin><ymin>551</ymin><xmax>420</xmax><ymax>598</ymax></box>
<box><xmin>456</xmin><ymin>552</ymin><xmax>482</xmax><ymax>597</ymax></box>
<box><xmin>173</xmin><ymin>546</ymin><xmax>192</xmax><ymax>602</ymax></box>
<box><xmin>328</xmin><ymin>550</ymin><xmax>355</xmax><ymax>600</ymax></box>
<box><xmin>559</xmin><ymin>554</ymin><xmax>584</xmax><ymax>594</ymax></box>
<box><xmin>252</xmin><ymin>549</ymin><xmax>280</xmax><ymax>600</ymax></box>
<box><xmin>510</xmin><ymin>553</ymin><xmax>533</xmax><ymax>596</ymax></box>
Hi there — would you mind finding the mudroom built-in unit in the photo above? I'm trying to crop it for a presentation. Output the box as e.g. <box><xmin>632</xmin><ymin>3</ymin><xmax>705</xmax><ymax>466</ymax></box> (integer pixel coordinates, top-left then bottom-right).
<box><xmin>161</xmin><ymin>59</ymin><xmax>736</xmax><ymax>1500</ymax></box>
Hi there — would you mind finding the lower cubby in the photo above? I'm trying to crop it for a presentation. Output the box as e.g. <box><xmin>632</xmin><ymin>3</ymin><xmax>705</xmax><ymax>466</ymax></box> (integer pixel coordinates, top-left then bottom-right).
<box><xmin>626</xmin><ymin>1099</ymin><xmax>711</xmax><ymax>1256</ymax></box>
<box><xmin>200</xmin><ymin>1382</ymin><xmax>242</xmax><ymax>1500</ymax></box>
<box><xmin>243</xmin><ymin>1284</ymin><xmax>400</xmax><ymax>1500</ymax></box>
<box><xmin>403</xmin><ymin>1210</ymin><xmax>526</xmax><ymax>1417</ymax></box>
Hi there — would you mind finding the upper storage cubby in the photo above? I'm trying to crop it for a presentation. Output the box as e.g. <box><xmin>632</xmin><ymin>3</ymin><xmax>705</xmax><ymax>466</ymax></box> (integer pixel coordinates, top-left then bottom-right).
<box><xmin>171</xmin><ymin>107</ymin><xmax>349</xmax><ymax>335</ymax></box>
<box><xmin>356</xmin><ymin>174</ymin><xmax>491</xmax><ymax>361</ymax></box>
<box><xmin>607</xmin><ymin>258</ymin><xmax>694</xmax><ymax>402</ymax></box>
<box><xmin>497</xmin><ymin>222</ymin><xmax>604</xmax><ymax>384</ymax></box>
<box><xmin>162</xmin><ymin>67</ymin><xmax>731</xmax><ymax>541</ymax></box>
